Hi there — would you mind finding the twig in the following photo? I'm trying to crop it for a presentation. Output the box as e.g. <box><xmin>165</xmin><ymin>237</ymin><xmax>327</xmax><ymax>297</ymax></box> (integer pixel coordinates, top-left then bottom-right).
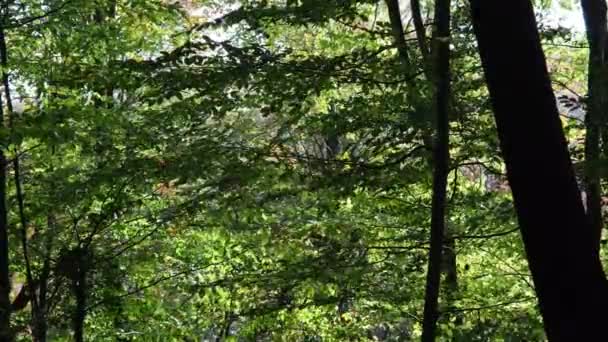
<box><xmin>4</xmin><ymin>0</ymin><xmax>73</xmax><ymax>29</ymax></box>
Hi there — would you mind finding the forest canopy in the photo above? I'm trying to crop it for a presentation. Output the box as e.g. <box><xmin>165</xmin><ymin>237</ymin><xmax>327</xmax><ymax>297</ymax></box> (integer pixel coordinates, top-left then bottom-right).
<box><xmin>0</xmin><ymin>0</ymin><xmax>604</xmax><ymax>341</ymax></box>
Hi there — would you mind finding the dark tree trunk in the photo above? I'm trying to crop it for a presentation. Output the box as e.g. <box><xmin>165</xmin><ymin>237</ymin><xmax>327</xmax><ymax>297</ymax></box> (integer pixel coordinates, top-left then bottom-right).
<box><xmin>443</xmin><ymin>236</ymin><xmax>457</xmax><ymax>293</ymax></box>
<box><xmin>410</xmin><ymin>0</ymin><xmax>432</xmax><ymax>80</ymax></box>
<box><xmin>469</xmin><ymin>1</ymin><xmax>608</xmax><ymax>339</ymax></box>
<box><xmin>32</xmin><ymin>215</ymin><xmax>56</xmax><ymax>342</ymax></box>
<box><xmin>421</xmin><ymin>0</ymin><xmax>451</xmax><ymax>340</ymax></box>
<box><xmin>0</xmin><ymin>10</ymin><xmax>37</xmax><ymax>320</ymax></box>
<box><xmin>581</xmin><ymin>0</ymin><xmax>607</xmax><ymax>252</ymax></box>
<box><xmin>597</xmin><ymin>6</ymin><xmax>608</xmax><ymax>169</ymax></box>
<box><xmin>0</xmin><ymin>17</ymin><xmax>45</xmax><ymax>341</ymax></box>
<box><xmin>32</xmin><ymin>262</ymin><xmax>49</xmax><ymax>342</ymax></box>
<box><xmin>385</xmin><ymin>0</ymin><xmax>412</xmax><ymax>69</ymax></box>
<box><xmin>410</xmin><ymin>0</ymin><xmax>429</xmax><ymax>60</ymax></box>
<box><xmin>0</xmin><ymin>26</ymin><xmax>11</xmax><ymax>342</ymax></box>
<box><xmin>72</xmin><ymin>251</ymin><xmax>88</xmax><ymax>342</ymax></box>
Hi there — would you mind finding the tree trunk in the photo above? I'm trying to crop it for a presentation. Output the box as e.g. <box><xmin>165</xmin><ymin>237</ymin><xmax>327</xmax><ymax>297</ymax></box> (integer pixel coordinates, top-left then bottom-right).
<box><xmin>32</xmin><ymin>262</ymin><xmax>49</xmax><ymax>342</ymax></box>
<box><xmin>469</xmin><ymin>1</ymin><xmax>608</xmax><ymax>339</ymax></box>
<box><xmin>421</xmin><ymin>0</ymin><xmax>451</xmax><ymax>340</ymax></box>
<box><xmin>0</xmin><ymin>152</ymin><xmax>10</xmax><ymax>342</ymax></box>
<box><xmin>0</xmin><ymin>17</ymin><xmax>47</xmax><ymax>341</ymax></box>
<box><xmin>0</xmin><ymin>10</ymin><xmax>38</xmax><ymax>323</ymax></box>
<box><xmin>410</xmin><ymin>0</ymin><xmax>432</xmax><ymax>79</ymax></box>
<box><xmin>72</xmin><ymin>250</ymin><xmax>88</xmax><ymax>342</ymax></box>
<box><xmin>443</xmin><ymin>236</ymin><xmax>458</xmax><ymax>293</ymax></box>
<box><xmin>0</xmin><ymin>25</ymin><xmax>11</xmax><ymax>342</ymax></box>
<box><xmin>410</xmin><ymin>0</ymin><xmax>429</xmax><ymax>59</ymax></box>
<box><xmin>32</xmin><ymin>214</ymin><xmax>56</xmax><ymax>342</ymax></box>
<box><xmin>385</xmin><ymin>0</ymin><xmax>412</xmax><ymax>69</ymax></box>
<box><xmin>581</xmin><ymin>0</ymin><xmax>607</xmax><ymax>253</ymax></box>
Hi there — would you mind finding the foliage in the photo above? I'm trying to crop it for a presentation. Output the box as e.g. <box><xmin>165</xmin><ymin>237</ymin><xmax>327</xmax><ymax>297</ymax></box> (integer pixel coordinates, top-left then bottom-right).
<box><xmin>0</xmin><ymin>0</ymin><xmax>595</xmax><ymax>341</ymax></box>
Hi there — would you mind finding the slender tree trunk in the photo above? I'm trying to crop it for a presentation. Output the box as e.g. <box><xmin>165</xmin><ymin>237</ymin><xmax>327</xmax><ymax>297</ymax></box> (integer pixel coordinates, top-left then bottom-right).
<box><xmin>72</xmin><ymin>249</ymin><xmax>88</xmax><ymax>342</ymax></box>
<box><xmin>0</xmin><ymin>24</ymin><xmax>11</xmax><ymax>342</ymax></box>
<box><xmin>410</xmin><ymin>0</ymin><xmax>431</xmax><ymax>77</ymax></box>
<box><xmin>385</xmin><ymin>0</ymin><xmax>412</xmax><ymax>68</ymax></box>
<box><xmin>421</xmin><ymin>0</ymin><xmax>451</xmax><ymax>340</ymax></box>
<box><xmin>0</xmin><ymin>11</ymin><xmax>36</xmax><ymax>313</ymax></box>
<box><xmin>600</xmin><ymin>7</ymin><xmax>608</xmax><ymax>177</ymax></box>
<box><xmin>385</xmin><ymin>2</ymin><xmax>456</xmax><ymax>338</ymax></box>
<box><xmin>30</xmin><ymin>150</ymin><xmax>57</xmax><ymax>342</ymax></box>
<box><xmin>73</xmin><ymin>279</ymin><xmax>86</xmax><ymax>342</ymax></box>
<box><xmin>412</xmin><ymin>0</ymin><xmax>459</xmax><ymax>302</ymax></box>
<box><xmin>32</xmin><ymin>259</ymin><xmax>49</xmax><ymax>342</ymax></box>
<box><xmin>443</xmin><ymin>236</ymin><xmax>457</xmax><ymax>293</ymax></box>
<box><xmin>385</xmin><ymin>0</ymin><xmax>435</xmax><ymax>150</ymax></box>
<box><xmin>469</xmin><ymin>1</ymin><xmax>608</xmax><ymax>339</ymax></box>
<box><xmin>32</xmin><ymin>214</ymin><xmax>55</xmax><ymax>342</ymax></box>
<box><xmin>581</xmin><ymin>0</ymin><xmax>608</xmax><ymax>253</ymax></box>
<box><xmin>0</xmin><ymin>18</ymin><xmax>43</xmax><ymax>342</ymax></box>
<box><xmin>386</xmin><ymin>0</ymin><xmax>434</xmax><ymax>83</ymax></box>
<box><xmin>0</xmin><ymin>114</ymin><xmax>9</xmax><ymax>337</ymax></box>
<box><xmin>410</xmin><ymin>0</ymin><xmax>428</xmax><ymax>58</ymax></box>
<box><xmin>442</xmin><ymin>234</ymin><xmax>460</xmax><ymax>327</ymax></box>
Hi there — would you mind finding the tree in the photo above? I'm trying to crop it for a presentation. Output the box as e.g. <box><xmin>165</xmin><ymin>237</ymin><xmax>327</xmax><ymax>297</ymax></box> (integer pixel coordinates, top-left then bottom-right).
<box><xmin>469</xmin><ymin>0</ymin><xmax>608</xmax><ymax>339</ymax></box>
<box><xmin>0</xmin><ymin>0</ymin><xmax>592</xmax><ymax>339</ymax></box>
<box><xmin>0</xmin><ymin>17</ymin><xmax>11</xmax><ymax>342</ymax></box>
<box><xmin>421</xmin><ymin>0</ymin><xmax>451</xmax><ymax>340</ymax></box>
<box><xmin>581</xmin><ymin>0</ymin><xmax>607</xmax><ymax>252</ymax></box>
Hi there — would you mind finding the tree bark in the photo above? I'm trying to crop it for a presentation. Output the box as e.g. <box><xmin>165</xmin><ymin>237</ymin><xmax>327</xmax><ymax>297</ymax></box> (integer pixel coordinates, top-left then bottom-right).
<box><xmin>0</xmin><ymin>25</ymin><xmax>11</xmax><ymax>342</ymax></box>
<box><xmin>32</xmin><ymin>214</ymin><xmax>56</xmax><ymax>342</ymax></box>
<box><xmin>469</xmin><ymin>1</ymin><xmax>608</xmax><ymax>340</ymax></box>
<box><xmin>385</xmin><ymin>0</ymin><xmax>412</xmax><ymax>69</ymax></box>
<box><xmin>72</xmin><ymin>249</ymin><xmax>88</xmax><ymax>342</ymax></box>
<box><xmin>581</xmin><ymin>0</ymin><xmax>607</xmax><ymax>253</ymax></box>
<box><xmin>0</xmin><ymin>17</ymin><xmax>45</xmax><ymax>341</ymax></box>
<box><xmin>410</xmin><ymin>0</ymin><xmax>432</xmax><ymax>79</ymax></box>
<box><xmin>443</xmin><ymin>236</ymin><xmax>457</xmax><ymax>293</ymax></box>
<box><xmin>410</xmin><ymin>0</ymin><xmax>429</xmax><ymax>60</ymax></box>
<box><xmin>0</xmin><ymin>11</ymin><xmax>37</xmax><ymax>317</ymax></box>
<box><xmin>421</xmin><ymin>0</ymin><xmax>451</xmax><ymax>340</ymax></box>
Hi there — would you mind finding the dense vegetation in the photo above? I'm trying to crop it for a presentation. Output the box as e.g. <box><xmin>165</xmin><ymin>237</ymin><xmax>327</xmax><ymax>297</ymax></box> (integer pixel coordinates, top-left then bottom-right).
<box><xmin>0</xmin><ymin>0</ymin><xmax>603</xmax><ymax>340</ymax></box>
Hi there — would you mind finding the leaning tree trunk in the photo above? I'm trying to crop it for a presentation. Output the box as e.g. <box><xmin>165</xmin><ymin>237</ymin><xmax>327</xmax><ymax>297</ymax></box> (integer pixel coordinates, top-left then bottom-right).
<box><xmin>385</xmin><ymin>0</ymin><xmax>412</xmax><ymax>69</ymax></box>
<box><xmin>421</xmin><ymin>0</ymin><xmax>451</xmax><ymax>340</ymax></box>
<box><xmin>410</xmin><ymin>0</ymin><xmax>429</xmax><ymax>60</ymax></box>
<box><xmin>581</xmin><ymin>0</ymin><xmax>607</xmax><ymax>253</ymax></box>
<box><xmin>469</xmin><ymin>0</ymin><xmax>608</xmax><ymax>340</ymax></box>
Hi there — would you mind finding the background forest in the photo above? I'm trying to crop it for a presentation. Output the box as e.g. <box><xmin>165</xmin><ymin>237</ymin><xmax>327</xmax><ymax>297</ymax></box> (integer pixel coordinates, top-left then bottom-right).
<box><xmin>0</xmin><ymin>0</ymin><xmax>602</xmax><ymax>341</ymax></box>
